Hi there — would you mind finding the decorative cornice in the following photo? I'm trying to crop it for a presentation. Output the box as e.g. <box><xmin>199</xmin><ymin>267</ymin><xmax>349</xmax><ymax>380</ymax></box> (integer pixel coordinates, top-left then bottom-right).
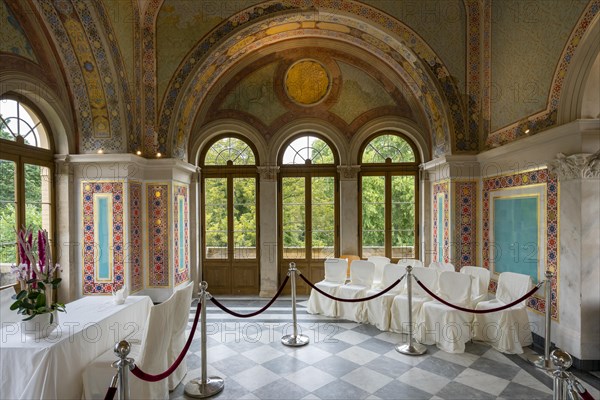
<box><xmin>337</xmin><ymin>165</ymin><xmax>360</xmax><ymax>180</ymax></box>
<box><xmin>257</xmin><ymin>165</ymin><xmax>280</xmax><ymax>181</ymax></box>
<box><xmin>548</xmin><ymin>151</ymin><xmax>600</xmax><ymax>180</ymax></box>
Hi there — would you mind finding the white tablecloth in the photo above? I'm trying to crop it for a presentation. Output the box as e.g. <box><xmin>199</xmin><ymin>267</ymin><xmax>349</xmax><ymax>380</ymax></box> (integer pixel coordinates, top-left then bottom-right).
<box><xmin>0</xmin><ymin>295</ymin><xmax>153</xmax><ymax>400</ymax></box>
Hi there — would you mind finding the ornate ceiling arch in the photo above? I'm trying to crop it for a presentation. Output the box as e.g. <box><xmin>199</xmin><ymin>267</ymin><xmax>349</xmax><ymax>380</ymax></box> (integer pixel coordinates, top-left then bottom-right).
<box><xmin>158</xmin><ymin>0</ymin><xmax>470</xmax><ymax>161</ymax></box>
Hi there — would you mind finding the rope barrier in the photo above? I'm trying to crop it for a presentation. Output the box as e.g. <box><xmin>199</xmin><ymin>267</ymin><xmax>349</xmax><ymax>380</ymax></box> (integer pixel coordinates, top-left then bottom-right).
<box><xmin>299</xmin><ymin>273</ymin><xmax>405</xmax><ymax>303</ymax></box>
<box><xmin>131</xmin><ymin>301</ymin><xmax>202</xmax><ymax>382</ymax></box>
<box><xmin>210</xmin><ymin>275</ymin><xmax>290</xmax><ymax>318</ymax></box>
<box><xmin>103</xmin><ymin>387</ymin><xmax>117</xmax><ymax>400</ymax></box>
<box><xmin>414</xmin><ymin>278</ymin><xmax>544</xmax><ymax>314</ymax></box>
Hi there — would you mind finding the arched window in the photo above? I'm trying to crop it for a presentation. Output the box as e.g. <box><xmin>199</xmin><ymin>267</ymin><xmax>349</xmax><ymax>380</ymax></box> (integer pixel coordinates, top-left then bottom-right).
<box><xmin>278</xmin><ymin>134</ymin><xmax>338</xmax><ymax>293</ymax></box>
<box><xmin>200</xmin><ymin>136</ymin><xmax>259</xmax><ymax>295</ymax></box>
<box><xmin>0</xmin><ymin>96</ymin><xmax>54</xmax><ymax>288</ymax></box>
<box><xmin>359</xmin><ymin>133</ymin><xmax>419</xmax><ymax>260</ymax></box>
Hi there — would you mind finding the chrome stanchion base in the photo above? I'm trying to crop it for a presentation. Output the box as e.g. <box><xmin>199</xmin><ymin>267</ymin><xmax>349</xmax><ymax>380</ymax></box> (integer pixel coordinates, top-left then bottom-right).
<box><xmin>184</xmin><ymin>377</ymin><xmax>225</xmax><ymax>398</ymax></box>
<box><xmin>529</xmin><ymin>355</ymin><xmax>556</xmax><ymax>370</ymax></box>
<box><xmin>281</xmin><ymin>334</ymin><xmax>310</xmax><ymax>347</ymax></box>
<box><xmin>395</xmin><ymin>342</ymin><xmax>427</xmax><ymax>356</ymax></box>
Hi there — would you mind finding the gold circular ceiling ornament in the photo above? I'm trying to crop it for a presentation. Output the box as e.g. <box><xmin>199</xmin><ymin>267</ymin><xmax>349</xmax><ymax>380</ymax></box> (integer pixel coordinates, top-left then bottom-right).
<box><xmin>284</xmin><ymin>60</ymin><xmax>331</xmax><ymax>105</ymax></box>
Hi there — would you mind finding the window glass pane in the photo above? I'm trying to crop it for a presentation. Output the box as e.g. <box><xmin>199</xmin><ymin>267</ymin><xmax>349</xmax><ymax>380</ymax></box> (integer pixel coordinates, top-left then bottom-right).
<box><xmin>362</xmin><ymin>176</ymin><xmax>385</xmax><ymax>257</ymax></box>
<box><xmin>361</xmin><ymin>134</ymin><xmax>415</xmax><ymax>163</ymax></box>
<box><xmin>282</xmin><ymin>177</ymin><xmax>305</xmax><ymax>258</ymax></box>
<box><xmin>0</xmin><ymin>99</ymin><xmax>49</xmax><ymax>149</ymax></box>
<box><xmin>282</xmin><ymin>136</ymin><xmax>334</xmax><ymax>165</ymax></box>
<box><xmin>0</xmin><ymin>160</ymin><xmax>17</xmax><ymax>287</ymax></box>
<box><xmin>233</xmin><ymin>178</ymin><xmax>256</xmax><ymax>259</ymax></box>
<box><xmin>312</xmin><ymin>177</ymin><xmax>334</xmax><ymax>259</ymax></box>
<box><xmin>24</xmin><ymin>164</ymin><xmax>52</xmax><ymax>233</ymax></box>
<box><xmin>204</xmin><ymin>137</ymin><xmax>255</xmax><ymax>166</ymax></box>
<box><xmin>204</xmin><ymin>178</ymin><xmax>228</xmax><ymax>259</ymax></box>
<box><xmin>391</xmin><ymin>176</ymin><xmax>416</xmax><ymax>258</ymax></box>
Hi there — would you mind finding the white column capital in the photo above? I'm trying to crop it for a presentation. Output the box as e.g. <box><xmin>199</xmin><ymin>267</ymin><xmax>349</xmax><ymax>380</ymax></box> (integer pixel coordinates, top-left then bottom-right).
<box><xmin>548</xmin><ymin>151</ymin><xmax>600</xmax><ymax>180</ymax></box>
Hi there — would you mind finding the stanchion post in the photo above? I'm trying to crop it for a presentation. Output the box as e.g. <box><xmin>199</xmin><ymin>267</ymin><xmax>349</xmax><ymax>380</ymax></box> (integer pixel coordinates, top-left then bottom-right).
<box><xmin>530</xmin><ymin>270</ymin><xmax>555</xmax><ymax>369</ymax></box>
<box><xmin>395</xmin><ymin>265</ymin><xmax>427</xmax><ymax>356</ymax></box>
<box><xmin>184</xmin><ymin>281</ymin><xmax>224</xmax><ymax>398</ymax></box>
<box><xmin>550</xmin><ymin>349</ymin><xmax>572</xmax><ymax>400</ymax></box>
<box><xmin>281</xmin><ymin>262</ymin><xmax>309</xmax><ymax>347</ymax></box>
<box><xmin>111</xmin><ymin>340</ymin><xmax>134</xmax><ymax>400</ymax></box>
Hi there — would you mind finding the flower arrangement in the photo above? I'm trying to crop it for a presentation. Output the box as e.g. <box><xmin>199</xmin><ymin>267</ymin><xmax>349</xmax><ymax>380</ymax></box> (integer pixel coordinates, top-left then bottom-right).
<box><xmin>10</xmin><ymin>228</ymin><xmax>65</xmax><ymax>323</ymax></box>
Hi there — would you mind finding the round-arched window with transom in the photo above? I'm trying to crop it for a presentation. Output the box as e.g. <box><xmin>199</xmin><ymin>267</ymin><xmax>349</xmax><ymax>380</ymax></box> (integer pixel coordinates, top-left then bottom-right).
<box><xmin>359</xmin><ymin>132</ymin><xmax>419</xmax><ymax>261</ymax></box>
<box><xmin>0</xmin><ymin>96</ymin><xmax>55</xmax><ymax>288</ymax></box>
<box><xmin>280</xmin><ymin>135</ymin><xmax>335</xmax><ymax>165</ymax></box>
<box><xmin>203</xmin><ymin>136</ymin><xmax>256</xmax><ymax>166</ymax></box>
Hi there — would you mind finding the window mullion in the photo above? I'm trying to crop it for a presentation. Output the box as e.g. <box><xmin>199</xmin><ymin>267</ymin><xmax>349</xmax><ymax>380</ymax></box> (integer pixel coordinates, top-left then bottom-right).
<box><xmin>385</xmin><ymin>172</ymin><xmax>392</xmax><ymax>258</ymax></box>
<box><xmin>305</xmin><ymin>174</ymin><xmax>311</xmax><ymax>261</ymax></box>
<box><xmin>227</xmin><ymin>176</ymin><xmax>234</xmax><ymax>262</ymax></box>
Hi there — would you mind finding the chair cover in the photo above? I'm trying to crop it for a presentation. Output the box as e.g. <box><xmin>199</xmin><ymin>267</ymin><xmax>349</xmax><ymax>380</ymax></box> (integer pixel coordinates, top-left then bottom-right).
<box><xmin>430</xmin><ymin>261</ymin><xmax>455</xmax><ymax>272</ymax></box>
<box><xmin>336</xmin><ymin>260</ymin><xmax>374</xmax><ymax>322</ymax></box>
<box><xmin>340</xmin><ymin>254</ymin><xmax>360</xmax><ymax>279</ymax></box>
<box><xmin>398</xmin><ymin>259</ymin><xmax>423</xmax><ymax>269</ymax></box>
<box><xmin>307</xmin><ymin>258</ymin><xmax>348</xmax><ymax>317</ymax></box>
<box><xmin>389</xmin><ymin>266</ymin><xmax>438</xmax><ymax>333</ymax></box>
<box><xmin>367</xmin><ymin>256</ymin><xmax>390</xmax><ymax>289</ymax></box>
<box><xmin>365</xmin><ymin>264</ymin><xmax>405</xmax><ymax>330</ymax></box>
<box><xmin>460</xmin><ymin>266</ymin><xmax>491</xmax><ymax>305</ymax></box>
<box><xmin>415</xmin><ymin>271</ymin><xmax>473</xmax><ymax>353</ymax></box>
<box><xmin>83</xmin><ymin>293</ymin><xmax>177</xmax><ymax>399</ymax></box>
<box><xmin>168</xmin><ymin>281</ymin><xmax>194</xmax><ymax>391</ymax></box>
<box><xmin>473</xmin><ymin>272</ymin><xmax>533</xmax><ymax>354</ymax></box>
<box><xmin>0</xmin><ymin>286</ymin><xmax>19</xmax><ymax>324</ymax></box>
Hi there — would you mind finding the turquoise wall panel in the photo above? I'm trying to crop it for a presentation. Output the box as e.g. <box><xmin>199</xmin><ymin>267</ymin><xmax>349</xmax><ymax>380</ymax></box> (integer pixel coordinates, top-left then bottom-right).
<box><xmin>97</xmin><ymin>196</ymin><xmax>110</xmax><ymax>280</ymax></box>
<box><xmin>493</xmin><ymin>196</ymin><xmax>539</xmax><ymax>282</ymax></box>
<box><xmin>179</xmin><ymin>196</ymin><xmax>184</xmax><ymax>272</ymax></box>
<box><xmin>437</xmin><ymin>195</ymin><xmax>444</xmax><ymax>262</ymax></box>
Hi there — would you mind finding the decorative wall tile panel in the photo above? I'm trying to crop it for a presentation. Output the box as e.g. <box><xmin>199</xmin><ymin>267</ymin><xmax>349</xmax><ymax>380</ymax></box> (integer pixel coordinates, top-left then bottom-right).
<box><xmin>482</xmin><ymin>169</ymin><xmax>559</xmax><ymax>318</ymax></box>
<box><xmin>432</xmin><ymin>181</ymin><xmax>450</xmax><ymax>263</ymax></box>
<box><xmin>146</xmin><ymin>183</ymin><xmax>170</xmax><ymax>287</ymax></box>
<box><xmin>82</xmin><ymin>181</ymin><xmax>125</xmax><ymax>294</ymax></box>
<box><xmin>128</xmin><ymin>181</ymin><xmax>143</xmax><ymax>293</ymax></box>
<box><xmin>173</xmin><ymin>184</ymin><xmax>190</xmax><ymax>285</ymax></box>
<box><xmin>454</xmin><ymin>181</ymin><xmax>477</xmax><ymax>268</ymax></box>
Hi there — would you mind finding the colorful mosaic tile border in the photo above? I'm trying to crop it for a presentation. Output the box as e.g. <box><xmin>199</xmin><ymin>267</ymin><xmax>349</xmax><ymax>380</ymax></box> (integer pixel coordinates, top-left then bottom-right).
<box><xmin>482</xmin><ymin>169</ymin><xmax>559</xmax><ymax>318</ymax></box>
<box><xmin>82</xmin><ymin>181</ymin><xmax>125</xmax><ymax>294</ymax></box>
<box><xmin>173</xmin><ymin>184</ymin><xmax>190</xmax><ymax>285</ymax></box>
<box><xmin>485</xmin><ymin>0</ymin><xmax>600</xmax><ymax>148</ymax></box>
<box><xmin>454</xmin><ymin>181</ymin><xmax>477</xmax><ymax>268</ymax></box>
<box><xmin>128</xmin><ymin>181</ymin><xmax>143</xmax><ymax>293</ymax></box>
<box><xmin>432</xmin><ymin>181</ymin><xmax>450</xmax><ymax>263</ymax></box>
<box><xmin>146</xmin><ymin>183</ymin><xmax>170</xmax><ymax>287</ymax></box>
<box><xmin>142</xmin><ymin>0</ymin><xmax>162</xmax><ymax>155</ymax></box>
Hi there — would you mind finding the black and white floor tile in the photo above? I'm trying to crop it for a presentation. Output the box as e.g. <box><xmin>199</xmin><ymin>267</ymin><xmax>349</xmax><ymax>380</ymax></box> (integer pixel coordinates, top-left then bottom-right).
<box><xmin>169</xmin><ymin>298</ymin><xmax>599</xmax><ymax>400</ymax></box>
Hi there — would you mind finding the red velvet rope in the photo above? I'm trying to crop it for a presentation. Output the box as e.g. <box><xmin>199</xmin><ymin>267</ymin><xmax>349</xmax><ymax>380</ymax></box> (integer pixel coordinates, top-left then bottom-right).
<box><xmin>103</xmin><ymin>387</ymin><xmax>117</xmax><ymax>400</ymax></box>
<box><xmin>299</xmin><ymin>273</ymin><xmax>405</xmax><ymax>303</ymax></box>
<box><xmin>210</xmin><ymin>275</ymin><xmax>290</xmax><ymax>318</ymax></box>
<box><xmin>131</xmin><ymin>301</ymin><xmax>202</xmax><ymax>382</ymax></box>
<box><xmin>579</xmin><ymin>389</ymin><xmax>595</xmax><ymax>400</ymax></box>
<box><xmin>414</xmin><ymin>278</ymin><xmax>543</xmax><ymax>314</ymax></box>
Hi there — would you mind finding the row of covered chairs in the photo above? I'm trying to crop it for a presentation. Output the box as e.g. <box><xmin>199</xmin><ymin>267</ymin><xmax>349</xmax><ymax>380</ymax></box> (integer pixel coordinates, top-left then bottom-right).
<box><xmin>307</xmin><ymin>260</ymin><xmax>534</xmax><ymax>354</ymax></box>
<box><xmin>82</xmin><ymin>281</ymin><xmax>194</xmax><ymax>398</ymax></box>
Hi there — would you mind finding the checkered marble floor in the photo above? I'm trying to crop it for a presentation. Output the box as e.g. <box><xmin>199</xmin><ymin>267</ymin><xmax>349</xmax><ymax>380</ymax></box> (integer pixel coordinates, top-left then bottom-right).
<box><xmin>169</xmin><ymin>298</ymin><xmax>599</xmax><ymax>400</ymax></box>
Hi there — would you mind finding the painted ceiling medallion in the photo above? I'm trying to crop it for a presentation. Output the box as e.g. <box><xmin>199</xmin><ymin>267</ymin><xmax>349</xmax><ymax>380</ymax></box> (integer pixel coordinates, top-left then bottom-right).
<box><xmin>285</xmin><ymin>60</ymin><xmax>331</xmax><ymax>105</ymax></box>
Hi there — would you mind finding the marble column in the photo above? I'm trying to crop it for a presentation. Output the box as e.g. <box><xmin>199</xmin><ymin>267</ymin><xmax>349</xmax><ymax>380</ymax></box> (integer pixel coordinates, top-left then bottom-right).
<box><xmin>337</xmin><ymin>165</ymin><xmax>360</xmax><ymax>255</ymax></box>
<box><xmin>190</xmin><ymin>167</ymin><xmax>201</xmax><ymax>296</ymax></box>
<box><xmin>548</xmin><ymin>151</ymin><xmax>600</xmax><ymax>363</ymax></box>
<box><xmin>258</xmin><ymin>166</ymin><xmax>279</xmax><ymax>297</ymax></box>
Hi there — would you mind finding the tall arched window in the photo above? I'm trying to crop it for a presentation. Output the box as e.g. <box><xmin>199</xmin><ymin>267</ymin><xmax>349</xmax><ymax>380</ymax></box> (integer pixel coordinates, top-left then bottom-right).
<box><xmin>200</xmin><ymin>136</ymin><xmax>259</xmax><ymax>295</ymax></box>
<box><xmin>0</xmin><ymin>96</ymin><xmax>54</xmax><ymax>288</ymax></box>
<box><xmin>360</xmin><ymin>133</ymin><xmax>419</xmax><ymax>260</ymax></box>
<box><xmin>278</xmin><ymin>134</ymin><xmax>339</xmax><ymax>293</ymax></box>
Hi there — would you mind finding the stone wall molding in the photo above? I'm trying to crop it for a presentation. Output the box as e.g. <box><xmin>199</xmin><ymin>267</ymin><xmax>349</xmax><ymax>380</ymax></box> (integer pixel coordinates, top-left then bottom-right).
<box><xmin>257</xmin><ymin>165</ymin><xmax>280</xmax><ymax>181</ymax></box>
<box><xmin>548</xmin><ymin>150</ymin><xmax>600</xmax><ymax>180</ymax></box>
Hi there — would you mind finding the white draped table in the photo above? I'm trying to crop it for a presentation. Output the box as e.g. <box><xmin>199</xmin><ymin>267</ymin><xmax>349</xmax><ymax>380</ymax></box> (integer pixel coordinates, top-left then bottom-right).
<box><xmin>0</xmin><ymin>295</ymin><xmax>152</xmax><ymax>400</ymax></box>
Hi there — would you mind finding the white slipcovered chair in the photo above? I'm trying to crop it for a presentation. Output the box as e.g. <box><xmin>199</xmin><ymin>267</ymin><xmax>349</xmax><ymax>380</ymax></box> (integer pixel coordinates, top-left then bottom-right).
<box><xmin>365</xmin><ymin>263</ymin><xmax>405</xmax><ymax>331</ymax></box>
<box><xmin>460</xmin><ymin>266</ymin><xmax>491</xmax><ymax>305</ymax></box>
<box><xmin>430</xmin><ymin>261</ymin><xmax>455</xmax><ymax>272</ymax></box>
<box><xmin>398</xmin><ymin>259</ymin><xmax>423</xmax><ymax>269</ymax></box>
<box><xmin>414</xmin><ymin>271</ymin><xmax>473</xmax><ymax>353</ymax></box>
<box><xmin>83</xmin><ymin>293</ymin><xmax>177</xmax><ymax>399</ymax></box>
<box><xmin>473</xmin><ymin>272</ymin><xmax>533</xmax><ymax>354</ymax></box>
<box><xmin>389</xmin><ymin>266</ymin><xmax>438</xmax><ymax>334</ymax></box>
<box><xmin>168</xmin><ymin>281</ymin><xmax>194</xmax><ymax>391</ymax></box>
<box><xmin>367</xmin><ymin>256</ymin><xmax>390</xmax><ymax>289</ymax></box>
<box><xmin>307</xmin><ymin>258</ymin><xmax>348</xmax><ymax>317</ymax></box>
<box><xmin>336</xmin><ymin>260</ymin><xmax>375</xmax><ymax>322</ymax></box>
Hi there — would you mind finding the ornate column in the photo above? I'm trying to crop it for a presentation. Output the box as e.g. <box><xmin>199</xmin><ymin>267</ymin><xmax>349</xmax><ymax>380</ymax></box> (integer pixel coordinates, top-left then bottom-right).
<box><xmin>257</xmin><ymin>165</ymin><xmax>280</xmax><ymax>297</ymax></box>
<box><xmin>548</xmin><ymin>151</ymin><xmax>600</xmax><ymax>366</ymax></box>
<box><xmin>190</xmin><ymin>167</ymin><xmax>201</xmax><ymax>296</ymax></box>
<box><xmin>337</xmin><ymin>165</ymin><xmax>360</xmax><ymax>255</ymax></box>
